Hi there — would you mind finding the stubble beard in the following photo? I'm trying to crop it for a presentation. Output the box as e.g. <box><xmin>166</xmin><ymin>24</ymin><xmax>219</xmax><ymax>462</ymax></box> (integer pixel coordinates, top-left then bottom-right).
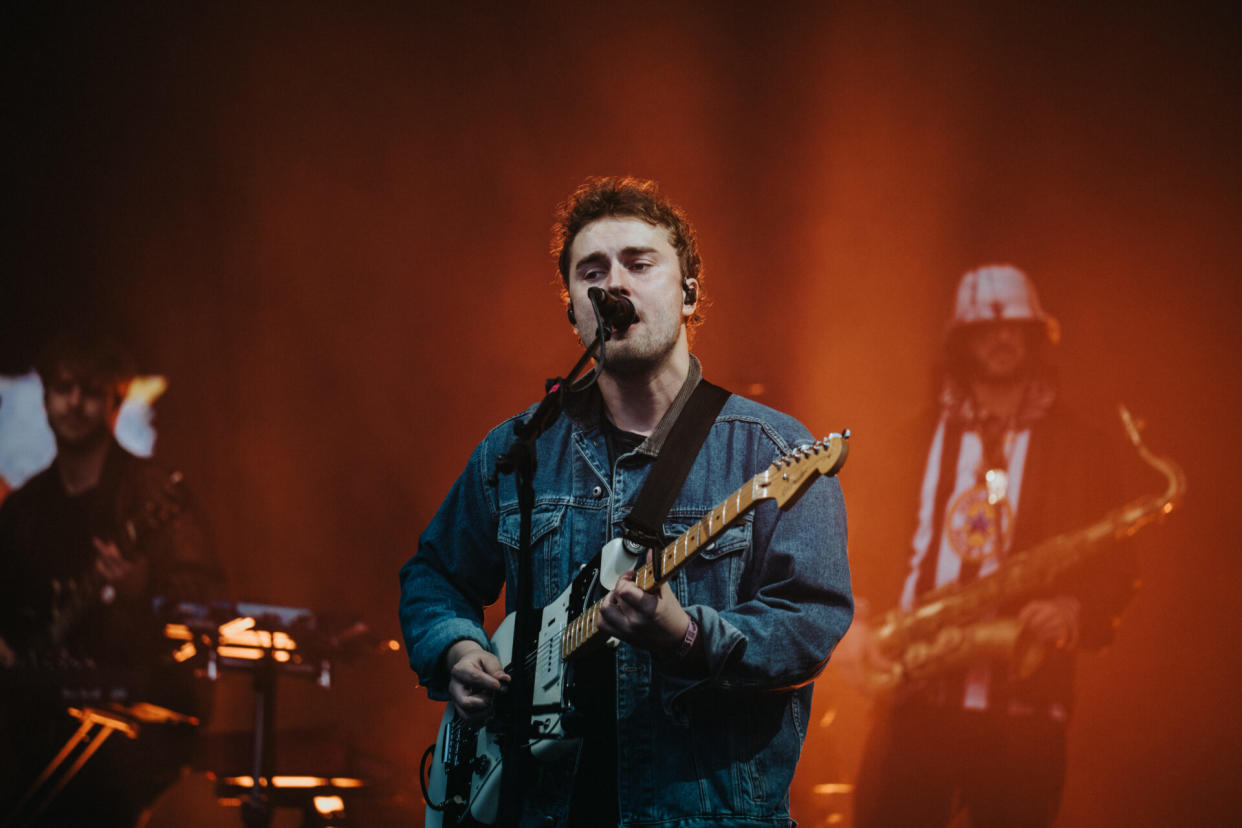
<box><xmin>50</xmin><ymin>413</ymin><xmax>111</xmax><ymax>455</ymax></box>
<box><xmin>599</xmin><ymin>317</ymin><xmax>682</xmax><ymax>380</ymax></box>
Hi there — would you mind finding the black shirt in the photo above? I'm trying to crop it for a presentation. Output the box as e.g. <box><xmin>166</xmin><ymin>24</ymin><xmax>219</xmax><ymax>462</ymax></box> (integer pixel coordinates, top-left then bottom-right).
<box><xmin>566</xmin><ymin>417</ymin><xmax>644</xmax><ymax>826</ymax></box>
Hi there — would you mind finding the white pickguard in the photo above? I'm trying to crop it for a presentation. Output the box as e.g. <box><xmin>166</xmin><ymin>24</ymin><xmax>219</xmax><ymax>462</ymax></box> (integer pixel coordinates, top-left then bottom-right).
<box><xmin>599</xmin><ymin>536</ymin><xmax>639</xmax><ymax>591</ymax></box>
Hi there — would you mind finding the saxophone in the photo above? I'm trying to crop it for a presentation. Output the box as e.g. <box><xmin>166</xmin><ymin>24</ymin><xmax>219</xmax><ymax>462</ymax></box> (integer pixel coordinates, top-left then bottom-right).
<box><xmin>865</xmin><ymin>405</ymin><xmax>1186</xmax><ymax>694</ymax></box>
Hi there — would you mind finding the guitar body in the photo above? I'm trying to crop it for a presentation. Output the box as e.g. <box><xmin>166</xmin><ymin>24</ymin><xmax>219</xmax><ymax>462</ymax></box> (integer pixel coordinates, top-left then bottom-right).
<box><xmin>425</xmin><ymin>542</ymin><xmax>633</xmax><ymax>827</ymax></box>
<box><xmin>424</xmin><ymin>612</ymin><xmax>509</xmax><ymax>828</ymax></box>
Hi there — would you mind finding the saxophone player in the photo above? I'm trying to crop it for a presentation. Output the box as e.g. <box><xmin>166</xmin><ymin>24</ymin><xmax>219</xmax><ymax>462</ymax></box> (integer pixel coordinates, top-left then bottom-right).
<box><xmin>843</xmin><ymin>265</ymin><xmax>1139</xmax><ymax>828</ymax></box>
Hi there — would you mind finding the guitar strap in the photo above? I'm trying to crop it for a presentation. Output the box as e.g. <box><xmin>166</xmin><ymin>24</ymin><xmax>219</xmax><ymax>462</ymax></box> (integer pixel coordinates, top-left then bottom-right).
<box><xmin>622</xmin><ymin>380</ymin><xmax>731</xmax><ymax>580</ymax></box>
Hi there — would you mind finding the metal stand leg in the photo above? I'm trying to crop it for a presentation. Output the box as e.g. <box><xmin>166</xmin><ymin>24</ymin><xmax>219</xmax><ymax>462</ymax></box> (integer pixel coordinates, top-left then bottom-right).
<box><xmin>2</xmin><ymin>707</ymin><xmax>139</xmax><ymax>827</ymax></box>
<box><xmin>240</xmin><ymin>655</ymin><xmax>277</xmax><ymax>828</ymax></box>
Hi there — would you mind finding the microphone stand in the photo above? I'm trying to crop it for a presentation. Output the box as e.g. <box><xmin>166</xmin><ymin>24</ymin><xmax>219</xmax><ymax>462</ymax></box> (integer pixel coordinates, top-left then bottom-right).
<box><xmin>491</xmin><ymin>305</ymin><xmax>615</xmax><ymax>827</ymax></box>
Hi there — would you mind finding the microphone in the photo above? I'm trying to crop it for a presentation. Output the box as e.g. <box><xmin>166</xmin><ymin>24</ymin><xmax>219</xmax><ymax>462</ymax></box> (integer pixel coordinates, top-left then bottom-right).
<box><xmin>588</xmin><ymin>287</ymin><xmax>636</xmax><ymax>334</ymax></box>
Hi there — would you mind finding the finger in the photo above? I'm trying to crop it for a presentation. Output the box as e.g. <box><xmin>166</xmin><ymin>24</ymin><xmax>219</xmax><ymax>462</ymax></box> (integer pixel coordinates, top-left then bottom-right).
<box><xmin>476</xmin><ymin>651</ymin><xmax>505</xmax><ymax>673</ymax></box>
<box><xmin>92</xmin><ymin>538</ymin><xmax>122</xmax><ymax>559</ymax></box>
<box><xmin>598</xmin><ymin>593</ymin><xmax>628</xmax><ymax>632</ymax></box>
<box><xmin>474</xmin><ymin>666</ymin><xmax>510</xmax><ymax>690</ymax></box>
<box><xmin>598</xmin><ymin>599</ymin><xmax>629</xmax><ymax>630</ymax></box>
<box><xmin>451</xmin><ymin>675</ymin><xmax>499</xmax><ymax>706</ymax></box>
<box><xmin>454</xmin><ymin>649</ymin><xmax>503</xmax><ymax>676</ymax></box>
<box><xmin>612</xmin><ymin>578</ymin><xmax>648</xmax><ymax>604</ymax></box>
<box><xmin>617</xmin><ymin>549</ymin><xmax>654</xmax><ymax>585</ymax></box>
<box><xmin>615</xmin><ymin>583</ymin><xmax>658</xmax><ymax>616</ymax></box>
<box><xmin>1020</xmin><ymin>603</ymin><xmax>1052</xmax><ymax>629</ymax></box>
<box><xmin>458</xmin><ymin>683</ymin><xmax>493</xmax><ymax>701</ymax></box>
<box><xmin>454</xmin><ymin>667</ymin><xmax>505</xmax><ymax>694</ymax></box>
<box><xmin>452</xmin><ymin>692</ymin><xmax>492</xmax><ymax>721</ymax></box>
<box><xmin>1024</xmin><ymin>611</ymin><xmax>1066</xmax><ymax>645</ymax></box>
<box><xmin>599</xmin><ymin>596</ymin><xmax>636</xmax><ymax>634</ymax></box>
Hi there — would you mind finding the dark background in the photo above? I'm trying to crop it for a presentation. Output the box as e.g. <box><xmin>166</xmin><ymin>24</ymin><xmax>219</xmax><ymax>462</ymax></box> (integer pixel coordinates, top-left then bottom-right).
<box><xmin>3</xmin><ymin>1</ymin><xmax>1239</xmax><ymax>825</ymax></box>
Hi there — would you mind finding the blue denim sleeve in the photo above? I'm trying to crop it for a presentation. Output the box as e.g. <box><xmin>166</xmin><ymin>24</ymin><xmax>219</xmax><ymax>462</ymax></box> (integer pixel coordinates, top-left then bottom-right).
<box><xmin>398</xmin><ymin>435</ymin><xmax>507</xmax><ymax>701</ymax></box>
<box><xmin>662</xmin><ymin>448</ymin><xmax>853</xmax><ymax>710</ymax></box>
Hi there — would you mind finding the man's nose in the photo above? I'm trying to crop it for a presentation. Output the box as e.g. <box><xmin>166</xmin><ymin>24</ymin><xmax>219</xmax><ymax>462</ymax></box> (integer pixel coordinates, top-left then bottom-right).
<box><xmin>602</xmin><ymin>262</ymin><xmax>630</xmax><ymax>293</ymax></box>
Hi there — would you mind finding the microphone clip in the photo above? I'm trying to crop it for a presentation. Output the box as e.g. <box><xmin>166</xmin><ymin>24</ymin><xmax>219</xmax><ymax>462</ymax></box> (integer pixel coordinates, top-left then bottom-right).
<box><xmin>587</xmin><ymin>287</ymin><xmax>636</xmax><ymax>338</ymax></box>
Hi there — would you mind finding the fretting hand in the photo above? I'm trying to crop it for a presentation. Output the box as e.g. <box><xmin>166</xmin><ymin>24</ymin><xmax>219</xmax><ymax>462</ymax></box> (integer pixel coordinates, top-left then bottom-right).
<box><xmin>92</xmin><ymin>538</ymin><xmax>149</xmax><ymax>600</ymax></box>
<box><xmin>596</xmin><ymin>552</ymin><xmax>691</xmax><ymax>657</ymax></box>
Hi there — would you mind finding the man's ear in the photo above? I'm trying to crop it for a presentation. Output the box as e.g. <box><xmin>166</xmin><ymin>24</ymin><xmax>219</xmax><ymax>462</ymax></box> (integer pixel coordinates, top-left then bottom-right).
<box><xmin>682</xmin><ymin>278</ymin><xmax>700</xmax><ymax>314</ymax></box>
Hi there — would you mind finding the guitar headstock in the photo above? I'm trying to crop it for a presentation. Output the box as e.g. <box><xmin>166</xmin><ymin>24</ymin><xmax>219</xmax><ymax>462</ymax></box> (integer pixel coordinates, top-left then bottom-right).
<box><xmin>757</xmin><ymin>431</ymin><xmax>850</xmax><ymax>508</ymax></box>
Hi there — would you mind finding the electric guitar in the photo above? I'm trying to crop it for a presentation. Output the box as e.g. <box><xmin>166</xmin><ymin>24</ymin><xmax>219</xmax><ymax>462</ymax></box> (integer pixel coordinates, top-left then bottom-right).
<box><xmin>422</xmin><ymin>432</ymin><xmax>849</xmax><ymax>827</ymax></box>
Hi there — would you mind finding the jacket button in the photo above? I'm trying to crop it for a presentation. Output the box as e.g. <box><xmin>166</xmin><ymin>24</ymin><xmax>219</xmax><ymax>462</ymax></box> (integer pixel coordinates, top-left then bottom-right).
<box><xmin>592</xmin><ymin>485</ymin><xmax>603</xmax><ymax>497</ymax></box>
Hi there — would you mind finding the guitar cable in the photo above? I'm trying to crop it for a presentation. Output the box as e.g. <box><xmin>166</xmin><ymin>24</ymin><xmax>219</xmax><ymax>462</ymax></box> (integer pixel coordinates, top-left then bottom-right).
<box><xmin>420</xmin><ymin>742</ymin><xmax>452</xmax><ymax>813</ymax></box>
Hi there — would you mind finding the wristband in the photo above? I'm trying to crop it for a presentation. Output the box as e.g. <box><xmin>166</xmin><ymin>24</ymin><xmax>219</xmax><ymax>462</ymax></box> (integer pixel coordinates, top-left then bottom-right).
<box><xmin>674</xmin><ymin>617</ymin><xmax>698</xmax><ymax>660</ymax></box>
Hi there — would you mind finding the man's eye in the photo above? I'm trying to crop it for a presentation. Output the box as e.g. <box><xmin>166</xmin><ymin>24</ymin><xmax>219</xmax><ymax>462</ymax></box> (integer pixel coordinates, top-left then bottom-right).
<box><xmin>584</xmin><ymin>270</ymin><xmax>604</xmax><ymax>280</ymax></box>
<box><xmin>630</xmin><ymin>261</ymin><xmax>651</xmax><ymax>272</ymax></box>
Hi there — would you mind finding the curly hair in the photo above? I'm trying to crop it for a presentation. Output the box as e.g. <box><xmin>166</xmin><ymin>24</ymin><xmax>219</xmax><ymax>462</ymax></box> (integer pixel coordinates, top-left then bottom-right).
<box><xmin>552</xmin><ymin>176</ymin><xmax>705</xmax><ymax>330</ymax></box>
<box><xmin>35</xmin><ymin>331</ymin><xmax>135</xmax><ymax>404</ymax></box>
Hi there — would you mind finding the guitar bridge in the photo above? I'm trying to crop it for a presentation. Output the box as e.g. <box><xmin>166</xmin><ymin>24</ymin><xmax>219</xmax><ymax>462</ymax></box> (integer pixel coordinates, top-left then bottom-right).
<box><xmin>442</xmin><ymin>717</ymin><xmax>479</xmax><ymax>772</ymax></box>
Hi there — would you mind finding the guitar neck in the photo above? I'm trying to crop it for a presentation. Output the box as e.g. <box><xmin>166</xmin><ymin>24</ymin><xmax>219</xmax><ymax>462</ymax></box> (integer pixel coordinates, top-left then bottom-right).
<box><xmin>561</xmin><ymin>471</ymin><xmax>767</xmax><ymax>660</ymax></box>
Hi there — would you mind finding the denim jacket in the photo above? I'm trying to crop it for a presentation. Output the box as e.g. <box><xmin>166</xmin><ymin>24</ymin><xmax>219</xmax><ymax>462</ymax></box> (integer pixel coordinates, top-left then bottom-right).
<box><xmin>400</xmin><ymin>359</ymin><xmax>852</xmax><ymax>827</ymax></box>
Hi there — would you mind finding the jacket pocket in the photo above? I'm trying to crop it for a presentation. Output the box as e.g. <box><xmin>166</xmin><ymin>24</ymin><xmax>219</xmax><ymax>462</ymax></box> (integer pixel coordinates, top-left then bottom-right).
<box><xmin>497</xmin><ymin>503</ymin><xmax>567</xmax><ymax>606</ymax></box>
<box><xmin>663</xmin><ymin>517</ymin><xmax>751</xmax><ymax>608</ymax></box>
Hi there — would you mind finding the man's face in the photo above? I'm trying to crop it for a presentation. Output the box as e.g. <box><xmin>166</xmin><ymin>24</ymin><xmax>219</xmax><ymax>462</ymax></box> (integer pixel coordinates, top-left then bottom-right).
<box><xmin>43</xmin><ymin>368</ymin><xmax>119</xmax><ymax>449</ymax></box>
<box><xmin>964</xmin><ymin>321</ymin><xmax>1032</xmax><ymax>383</ymax></box>
<box><xmin>566</xmin><ymin>216</ymin><xmax>698</xmax><ymax>376</ymax></box>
